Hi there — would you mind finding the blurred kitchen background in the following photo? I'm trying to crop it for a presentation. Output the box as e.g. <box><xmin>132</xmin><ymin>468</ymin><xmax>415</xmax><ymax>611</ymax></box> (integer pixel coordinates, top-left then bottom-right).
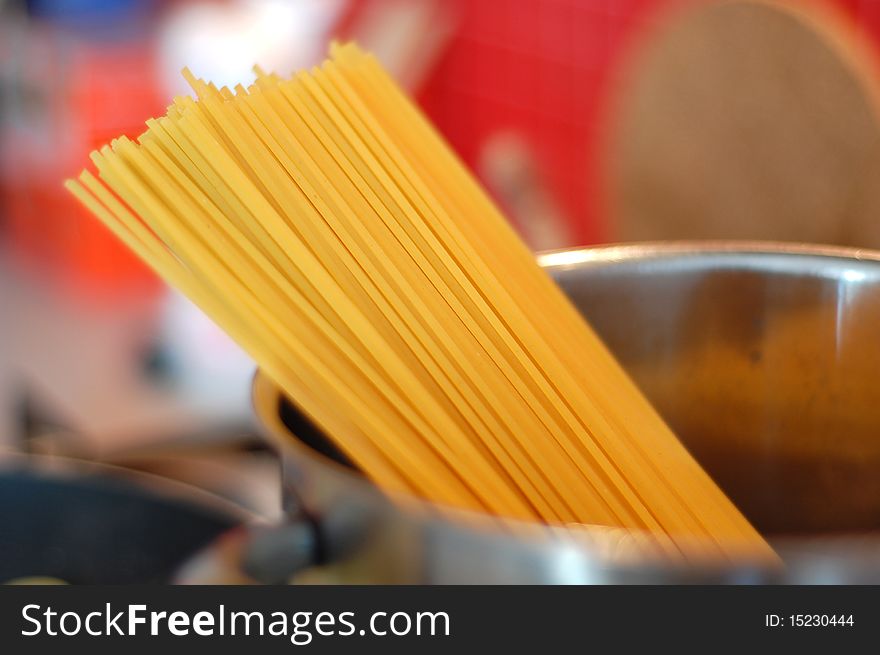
<box><xmin>2</xmin><ymin>0</ymin><xmax>880</xmax><ymax>569</ymax></box>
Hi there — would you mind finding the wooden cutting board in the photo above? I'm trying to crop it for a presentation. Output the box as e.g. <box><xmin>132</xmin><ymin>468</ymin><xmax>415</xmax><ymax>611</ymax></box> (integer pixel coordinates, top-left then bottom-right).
<box><xmin>608</xmin><ymin>0</ymin><xmax>880</xmax><ymax>247</ymax></box>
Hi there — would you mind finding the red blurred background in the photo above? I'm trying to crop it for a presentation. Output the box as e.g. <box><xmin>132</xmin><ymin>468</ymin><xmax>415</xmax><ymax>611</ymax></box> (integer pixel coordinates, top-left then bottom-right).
<box><xmin>4</xmin><ymin>0</ymin><xmax>880</xmax><ymax>298</ymax></box>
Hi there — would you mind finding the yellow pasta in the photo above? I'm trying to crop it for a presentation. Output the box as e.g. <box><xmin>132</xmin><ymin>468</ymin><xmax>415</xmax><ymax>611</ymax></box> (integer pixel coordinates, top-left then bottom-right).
<box><xmin>65</xmin><ymin>43</ymin><xmax>775</xmax><ymax>564</ymax></box>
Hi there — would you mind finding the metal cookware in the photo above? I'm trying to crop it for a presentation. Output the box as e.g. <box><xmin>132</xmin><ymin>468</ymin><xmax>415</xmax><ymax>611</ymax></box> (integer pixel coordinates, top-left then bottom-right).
<box><xmin>203</xmin><ymin>242</ymin><xmax>880</xmax><ymax>584</ymax></box>
<box><xmin>0</xmin><ymin>454</ymin><xmax>246</xmax><ymax>584</ymax></box>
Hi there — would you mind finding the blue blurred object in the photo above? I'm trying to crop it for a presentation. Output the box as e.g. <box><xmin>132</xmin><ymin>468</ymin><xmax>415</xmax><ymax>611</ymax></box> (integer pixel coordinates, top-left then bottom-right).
<box><xmin>26</xmin><ymin>0</ymin><xmax>157</xmax><ymax>35</ymax></box>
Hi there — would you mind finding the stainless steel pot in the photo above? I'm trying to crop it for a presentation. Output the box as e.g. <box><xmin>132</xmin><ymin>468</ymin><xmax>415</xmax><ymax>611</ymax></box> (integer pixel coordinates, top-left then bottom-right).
<box><xmin>0</xmin><ymin>453</ymin><xmax>249</xmax><ymax>584</ymax></box>
<box><xmin>214</xmin><ymin>242</ymin><xmax>880</xmax><ymax>583</ymax></box>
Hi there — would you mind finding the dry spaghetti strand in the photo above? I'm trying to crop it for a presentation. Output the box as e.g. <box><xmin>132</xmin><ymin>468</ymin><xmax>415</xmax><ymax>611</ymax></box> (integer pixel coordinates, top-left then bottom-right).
<box><xmin>66</xmin><ymin>44</ymin><xmax>776</xmax><ymax>565</ymax></box>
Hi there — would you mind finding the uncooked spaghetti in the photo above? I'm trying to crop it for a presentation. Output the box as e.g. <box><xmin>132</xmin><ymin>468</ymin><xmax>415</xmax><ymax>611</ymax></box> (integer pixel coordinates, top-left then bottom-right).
<box><xmin>66</xmin><ymin>43</ymin><xmax>773</xmax><ymax>563</ymax></box>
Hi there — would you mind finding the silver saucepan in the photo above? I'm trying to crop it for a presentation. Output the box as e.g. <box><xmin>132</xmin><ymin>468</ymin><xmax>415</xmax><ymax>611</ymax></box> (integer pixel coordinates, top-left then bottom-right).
<box><xmin>180</xmin><ymin>242</ymin><xmax>880</xmax><ymax>584</ymax></box>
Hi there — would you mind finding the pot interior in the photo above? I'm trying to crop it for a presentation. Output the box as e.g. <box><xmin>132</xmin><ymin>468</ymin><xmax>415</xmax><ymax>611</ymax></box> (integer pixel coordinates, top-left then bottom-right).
<box><xmin>274</xmin><ymin>246</ymin><xmax>880</xmax><ymax>537</ymax></box>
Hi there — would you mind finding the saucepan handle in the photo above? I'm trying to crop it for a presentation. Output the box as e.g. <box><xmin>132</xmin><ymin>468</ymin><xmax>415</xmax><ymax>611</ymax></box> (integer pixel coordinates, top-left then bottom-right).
<box><xmin>174</xmin><ymin>519</ymin><xmax>320</xmax><ymax>584</ymax></box>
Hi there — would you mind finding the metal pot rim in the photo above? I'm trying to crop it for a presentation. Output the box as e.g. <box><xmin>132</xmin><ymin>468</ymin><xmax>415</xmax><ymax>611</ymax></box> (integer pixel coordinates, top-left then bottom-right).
<box><xmin>537</xmin><ymin>240</ymin><xmax>880</xmax><ymax>269</ymax></box>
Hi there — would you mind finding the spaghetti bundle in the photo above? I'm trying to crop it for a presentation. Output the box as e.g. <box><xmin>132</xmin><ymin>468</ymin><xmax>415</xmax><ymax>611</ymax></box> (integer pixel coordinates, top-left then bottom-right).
<box><xmin>66</xmin><ymin>43</ymin><xmax>773</xmax><ymax>563</ymax></box>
